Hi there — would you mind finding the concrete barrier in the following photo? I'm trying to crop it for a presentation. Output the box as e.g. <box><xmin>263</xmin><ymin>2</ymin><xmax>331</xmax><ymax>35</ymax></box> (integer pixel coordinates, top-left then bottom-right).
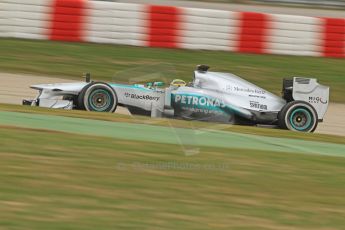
<box><xmin>0</xmin><ymin>0</ymin><xmax>344</xmax><ymax>57</ymax></box>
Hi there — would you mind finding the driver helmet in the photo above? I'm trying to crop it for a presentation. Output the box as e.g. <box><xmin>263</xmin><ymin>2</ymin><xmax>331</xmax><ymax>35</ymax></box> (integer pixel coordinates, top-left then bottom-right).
<box><xmin>170</xmin><ymin>79</ymin><xmax>186</xmax><ymax>87</ymax></box>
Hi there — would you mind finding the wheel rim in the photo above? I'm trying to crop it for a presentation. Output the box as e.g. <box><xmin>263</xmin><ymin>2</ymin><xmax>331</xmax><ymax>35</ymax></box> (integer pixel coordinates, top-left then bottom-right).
<box><xmin>289</xmin><ymin>108</ymin><xmax>313</xmax><ymax>131</ymax></box>
<box><xmin>88</xmin><ymin>89</ymin><xmax>112</xmax><ymax>111</ymax></box>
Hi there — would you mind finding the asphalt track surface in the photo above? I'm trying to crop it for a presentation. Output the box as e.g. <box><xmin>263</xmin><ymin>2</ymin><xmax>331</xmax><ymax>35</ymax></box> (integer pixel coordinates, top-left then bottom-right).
<box><xmin>0</xmin><ymin>73</ymin><xmax>131</xmax><ymax>115</ymax></box>
<box><xmin>1</xmin><ymin>72</ymin><xmax>344</xmax><ymax>136</ymax></box>
<box><xmin>1</xmin><ymin>110</ymin><xmax>345</xmax><ymax>157</ymax></box>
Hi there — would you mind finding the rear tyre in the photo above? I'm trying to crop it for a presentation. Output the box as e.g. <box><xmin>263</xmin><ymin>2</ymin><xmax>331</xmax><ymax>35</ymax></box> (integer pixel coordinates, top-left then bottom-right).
<box><xmin>77</xmin><ymin>82</ymin><xmax>117</xmax><ymax>112</ymax></box>
<box><xmin>278</xmin><ymin>101</ymin><xmax>318</xmax><ymax>133</ymax></box>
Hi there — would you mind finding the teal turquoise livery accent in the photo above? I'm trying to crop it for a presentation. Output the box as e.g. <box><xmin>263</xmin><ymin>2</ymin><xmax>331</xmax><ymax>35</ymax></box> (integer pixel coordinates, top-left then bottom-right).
<box><xmin>289</xmin><ymin>108</ymin><xmax>312</xmax><ymax>131</ymax></box>
<box><xmin>172</xmin><ymin>93</ymin><xmax>240</xmax><ymax>115</ymax></box>
<box><xmin>88</xmin><ymin>89</ymin><xmax>112</xmax><ymax>111</ymax></box>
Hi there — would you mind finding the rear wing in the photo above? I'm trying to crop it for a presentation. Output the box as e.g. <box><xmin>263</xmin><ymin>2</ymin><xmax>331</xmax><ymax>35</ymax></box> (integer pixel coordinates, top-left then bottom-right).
<box><xmin>292</xmin><ymin>77</ymin><xmax>329</xmax><ymax>120</ymax></box>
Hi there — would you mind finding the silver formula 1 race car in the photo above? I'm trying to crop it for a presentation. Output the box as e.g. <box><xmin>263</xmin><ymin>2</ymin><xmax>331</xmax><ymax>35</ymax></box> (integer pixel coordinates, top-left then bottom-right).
<box><xmin>23</xmin><ymin>65</ymin><xmax>329</xmax><ymax>132</ymax></box>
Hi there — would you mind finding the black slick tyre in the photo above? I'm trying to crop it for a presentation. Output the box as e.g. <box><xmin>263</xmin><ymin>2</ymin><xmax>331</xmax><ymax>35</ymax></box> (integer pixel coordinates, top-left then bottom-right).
<box><xmin>278</xmin><ymin>100</ymin><xmax>318</xmax><ymax>133</ymax></box>
<box><xmin>77</xmin><ymin>82</ymin><xmax>117</xmax><ymax>112</ymax></box>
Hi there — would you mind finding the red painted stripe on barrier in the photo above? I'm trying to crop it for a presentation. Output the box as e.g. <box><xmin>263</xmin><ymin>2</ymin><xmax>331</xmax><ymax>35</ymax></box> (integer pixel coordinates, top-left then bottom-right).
<box><xmin>146</xmin><ymin>5</ymin><xmax>181</xmax><ymax>48</ymax></box>
<box><xmin>237</xmin><ymin>12</ymin><xmax>270</xmax><ymax>54</ymax></box>
<box><xmin>48</xmin><ymin>0</ymin><xmax>88</xmax><ymax>42</ymax></box>
<box><xmin>322</xmin><ymin>18</ymin><xmax>345</xmax><ymax>58</ymax></box>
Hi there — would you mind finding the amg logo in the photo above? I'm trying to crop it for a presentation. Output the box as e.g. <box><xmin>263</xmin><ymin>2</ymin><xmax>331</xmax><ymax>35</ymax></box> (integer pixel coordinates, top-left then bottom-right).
<box><xmin>250</xmin><ymin>101</ymin><xmax>267</xmax><ymax>110</ymax></box>
<box><xmin>309</xmin><ymin>96</ymin><xmax>327</xmax><ymax>104</ymax></box>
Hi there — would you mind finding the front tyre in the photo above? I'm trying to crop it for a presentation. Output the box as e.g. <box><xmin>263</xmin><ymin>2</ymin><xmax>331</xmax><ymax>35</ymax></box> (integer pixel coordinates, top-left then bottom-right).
<box><xmin>278</xmin><ymin>101</ymin><xmax>318</xmax><ymax>133</ymax></box>
<box><xmin>78</xmin><ymin>82</ymin><xmax>117</xmax><ymax>112</ymax></box>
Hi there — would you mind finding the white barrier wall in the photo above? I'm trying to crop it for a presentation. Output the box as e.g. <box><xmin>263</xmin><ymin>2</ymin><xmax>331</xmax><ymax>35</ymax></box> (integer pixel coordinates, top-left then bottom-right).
<box><xmin>0</xmin><ymin>0</ymin><xmax>344</xmax><ymax>58</ymax></box>
<box><xmin>85</xmin><ymin>1</ymin><xmax>147</xmax><ymax>46</ymax></box>
<box><xmin>0</xmin><ymin>0</ymin><xmax>50</xmax><ymax>40</ymax></box>
<box><xmin>267</xmin><ymin>14</ymin><xmax>323</xmax><ymax>56</ymax></box>
<box><xmin>180</xmin><ymin>8</ymin><xmax>240</xmax><ymax>51</ymax></box>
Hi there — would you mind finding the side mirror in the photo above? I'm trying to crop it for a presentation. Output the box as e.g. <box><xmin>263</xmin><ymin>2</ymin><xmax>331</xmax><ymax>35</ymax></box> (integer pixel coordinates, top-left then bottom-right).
<box><xmin>85</xmin><ymin>73</ymin><xmax>91</xmax><ymax>83</ymax></box>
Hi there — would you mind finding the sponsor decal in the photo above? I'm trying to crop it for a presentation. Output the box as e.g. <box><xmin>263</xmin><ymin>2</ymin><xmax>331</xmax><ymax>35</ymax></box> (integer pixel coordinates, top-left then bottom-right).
<box><xmin>233</xmin><ymin>86</ymin><xmax>266</xmax><ymax>95</ymax></box>
<box><xmin>250</xmin><ymin>101</ymin><xmax>267</xmax><ymax>110</ymax></box>
<box><xmin>124</xmin><ymin>92</ymin><xmax>160</xmax><ymax>101</ymax></box>
<box><xmin>174</xmin><ymin>95</ymin><xmax>226</xmax><ymax>108</ymax></box>
<box><xmin>249</xmin><ymin>94</ymin><xmax>266</xmax><ymax>99</ymax></box>
<box><xmin>225</xmin><ymin>85</ymin><xmax>266</xmax><ymax>95</ymax></box>
<box><xmin>181</xmin><ymin>106</ymin><xmax>224</xmax><ymax>115</ymax></box>
<box><xmin>309</xmin><ymin>96</ymin><xmax>327</xmax><ymax>104</ymax></box>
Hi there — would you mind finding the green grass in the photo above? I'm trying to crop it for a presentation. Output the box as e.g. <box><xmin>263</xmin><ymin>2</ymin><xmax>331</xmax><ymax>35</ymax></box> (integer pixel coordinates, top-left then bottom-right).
<box><xmin>0</xmin><ymin>126</ymin><xmax>344</xmax><ymax>230</ymax></box>
<box><xmin>1</xmin><ymin>38</ymin><xmax>345</xmax><ymax>229</ymax></box>
<box><xmin>1</xmin><ymin>38</ymin><xmax>344</xmax><ymax>103</ymax></box>
<box><xmin>1</xmin><ymin>103</ymin><xmax>345</xmax><ymax>145</ymax></box>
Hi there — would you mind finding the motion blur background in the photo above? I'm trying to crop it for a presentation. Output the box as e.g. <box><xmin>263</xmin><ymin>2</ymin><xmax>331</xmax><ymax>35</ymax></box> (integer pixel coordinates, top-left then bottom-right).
<box><xmin>126</xmin><ymin>0</ymin><xmax>345</xmax><ymax>8</ymax></box>
<box><xmin>0</xmin><ymin>0</ymin><xmax>345</xmax><ymax>230</ymax></box>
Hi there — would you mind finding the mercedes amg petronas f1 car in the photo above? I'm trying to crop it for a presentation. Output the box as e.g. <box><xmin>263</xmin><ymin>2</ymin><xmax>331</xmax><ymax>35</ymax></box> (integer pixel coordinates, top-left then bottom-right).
<box><xmin>23</xmin><ymin>65</ymin><xmax>329</xmax><ymax>132</ymax></box>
